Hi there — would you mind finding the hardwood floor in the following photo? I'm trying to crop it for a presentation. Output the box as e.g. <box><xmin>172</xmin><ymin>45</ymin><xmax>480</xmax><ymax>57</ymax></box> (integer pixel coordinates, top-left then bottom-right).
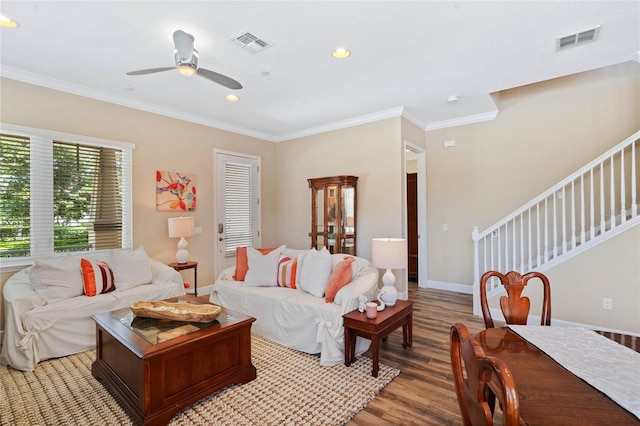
<box><xmin>348</xmin><ymin>285</ymin><xmax>486</xmax><ymax>426</ymax></box>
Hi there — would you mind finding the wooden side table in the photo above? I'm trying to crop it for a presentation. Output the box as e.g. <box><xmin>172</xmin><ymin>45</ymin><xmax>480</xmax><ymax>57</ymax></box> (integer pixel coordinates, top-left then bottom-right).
<box><xmin>168</xmin><ymin>261</ymin><xmax>198</xmax><ymax>296</ymax></box>
<box><xmin>343</xmin><ymin>299</ymin><xmax>413</xmax><ymax>377</ymax></box>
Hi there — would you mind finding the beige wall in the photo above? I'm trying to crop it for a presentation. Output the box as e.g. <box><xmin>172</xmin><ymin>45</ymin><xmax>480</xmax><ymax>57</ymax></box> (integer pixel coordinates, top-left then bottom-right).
<box><xmin>1</xmin><ymin>61</ymin><xmax>638</xmax><ymax>333</ymax></box>
<box><xmin>0</xmin><ymin>78</ymin><xmax>277</xmax><ymax>293</ymax></box>
<box><xmin>545</xmin><ymin>226</ymin><xmax>640</xmax><ymax>332</ymax></box>
<box><xmin>274</xmin><ymin>118</ymin><xmax>407</xmax><ymax>295</ymax></box>
<box><xmin>424</xmin><ymin>61</ymin><xmax>640</xmax><ymax>287</ymax></box>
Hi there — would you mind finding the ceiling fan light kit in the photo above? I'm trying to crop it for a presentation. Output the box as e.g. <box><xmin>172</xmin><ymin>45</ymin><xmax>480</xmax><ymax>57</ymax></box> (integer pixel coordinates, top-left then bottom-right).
<box><xmin>127</xmin><ymin>30</ymin><xmax>242</xmax><ymax>90</ymax></box>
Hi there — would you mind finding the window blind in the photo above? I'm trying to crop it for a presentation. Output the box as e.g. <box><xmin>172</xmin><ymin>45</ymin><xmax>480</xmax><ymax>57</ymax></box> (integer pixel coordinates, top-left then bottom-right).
<box><xmin>53</xmin><ymin>141</ymin><xmax>123</xmax><ymax>253</ymax></box>
<box><xmin>224</xmin><ymin>162</ymin><xmax>253</xmax><ymax>255</ymax></box>
<box><xmin>0</xmin><ymin>134</ymin><xmax>31</xmax><ymax>257</ymax></box>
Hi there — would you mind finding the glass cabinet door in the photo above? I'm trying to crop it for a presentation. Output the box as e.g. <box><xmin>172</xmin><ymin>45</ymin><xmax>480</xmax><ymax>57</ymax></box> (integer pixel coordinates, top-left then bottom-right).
<box><xmin>308</xmin><ymin>176</ymin><xmax>357</xmax><ymax>255</ymax></box>
<box><xmin>314</xmin><ymin>187</ymin><xmax>325</xmax><ymax>250</ymax></box>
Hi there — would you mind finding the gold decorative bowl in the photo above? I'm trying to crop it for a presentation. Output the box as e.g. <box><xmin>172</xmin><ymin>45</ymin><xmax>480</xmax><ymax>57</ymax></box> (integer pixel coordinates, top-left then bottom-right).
<box><xmin>131</xmin><ymin>301</ymin><xmax>222</xmax><ymax>323</ymax></box>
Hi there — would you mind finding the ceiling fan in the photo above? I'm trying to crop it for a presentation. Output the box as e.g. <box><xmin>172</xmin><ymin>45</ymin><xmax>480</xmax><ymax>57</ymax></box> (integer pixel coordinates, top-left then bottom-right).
<box><xmin>127</xmin><ymin>30</ymin><xmax>243</xmax><ymax>90</ymax></box>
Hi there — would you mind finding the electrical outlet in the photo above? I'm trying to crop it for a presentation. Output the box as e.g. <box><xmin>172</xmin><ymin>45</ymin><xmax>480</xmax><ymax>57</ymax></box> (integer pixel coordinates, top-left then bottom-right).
<box><xmin>602</xmin><ymin>298</ymin><xmax>613</xmax><ymax>310</ymax></box>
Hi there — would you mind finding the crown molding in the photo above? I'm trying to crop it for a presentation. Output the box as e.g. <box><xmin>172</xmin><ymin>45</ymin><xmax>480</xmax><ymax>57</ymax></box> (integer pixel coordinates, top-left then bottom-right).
<box><xmin>273</xmin><ymin>106</ymin><xmax>405</xmax><ymax>142</ymax></box>
<box><xmin>4</xmin><ymin>65</ymin><xmax>497</xmax><ymax>141</ymax></box>
<box><xmin>425</xmin><ymin>110</ymin><xmax>499</xmax><ymax>131</ymax></box>
<box><xmin>400</xmin><ymin>109</ymin><xmax>427</xmax><ymax>130</ymax></box>
<box><xmin>0</xmin><ymin>66</ymin><xmax>277</xmax><ymax>142</ymax></box>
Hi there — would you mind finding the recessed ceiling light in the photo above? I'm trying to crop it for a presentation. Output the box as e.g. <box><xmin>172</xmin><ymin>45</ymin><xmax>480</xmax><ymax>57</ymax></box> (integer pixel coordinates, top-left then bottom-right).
<box><xmin>261</xmin><ymin>71</ymin><xmax>270</xmax><ymax>77</ymax></box>
<box><xmin>226</xmin><ymin>94</ymin><xmax>240</xmax><ymax>102</ymax></box>
<box><xmin>332</xmin><ymin>47</ymin><xmax>351</xmax><ymax>59</ymax></box>
<box><xmin>0</xmin><ymin>15</ymin><xmax>19</xmax><ymax>28</ymax></box>
<box><xmin>447</xmin><ymin>95</ymin><xmax>459</xmax><ymax>104</ymax></box>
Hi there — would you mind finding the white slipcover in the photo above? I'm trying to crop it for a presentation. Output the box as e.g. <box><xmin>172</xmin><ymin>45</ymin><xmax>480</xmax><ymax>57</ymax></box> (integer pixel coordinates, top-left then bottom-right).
<box><xmin>1</xmin><ymin>255</ymin><xmax>185</xmax><ymax>372</ymax></box>
<box><xmin>210</xmin><ymin>253</ymin><xmax>379</xmax><ymax>366</ymax></box>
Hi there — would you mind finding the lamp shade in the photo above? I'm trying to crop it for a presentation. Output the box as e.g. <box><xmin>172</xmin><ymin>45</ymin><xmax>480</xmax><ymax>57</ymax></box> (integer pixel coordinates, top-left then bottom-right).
<box><xmin>168</xmin><ymin>216</ymin><xmax>195</xmax><ymax>238</ymax></box>
<box><xmin>372</xmin><ymin>238</ymin><xmax>407</xmax><ymax>269</ymax></box>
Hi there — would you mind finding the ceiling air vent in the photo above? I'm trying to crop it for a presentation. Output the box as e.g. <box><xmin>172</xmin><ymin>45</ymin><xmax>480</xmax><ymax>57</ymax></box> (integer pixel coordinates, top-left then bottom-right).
<box><xmin>556</xmin><ymin>26</ymin><xmax>601</xmax><ymax>51</ymax></box>
<box><xmin>231</xmin><ymin>31</ymin><xmax>271</xmax><ymax>54</ymax></box>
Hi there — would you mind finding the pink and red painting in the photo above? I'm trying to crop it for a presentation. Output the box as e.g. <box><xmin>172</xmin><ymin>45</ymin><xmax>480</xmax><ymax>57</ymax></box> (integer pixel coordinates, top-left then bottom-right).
<box><xmin>156</xmin><ymin>170</ymin><xmax>196</xmax><ymax>211</ymax></box>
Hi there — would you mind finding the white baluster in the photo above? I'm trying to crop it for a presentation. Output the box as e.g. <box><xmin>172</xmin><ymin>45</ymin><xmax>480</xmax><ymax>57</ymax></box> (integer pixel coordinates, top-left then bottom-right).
<box><xmin>544</xmin><ymin>197</ymin><xmax>549</xmax><ymax>263</ymax></box>
<box><xmin>553</xmin><ymin>195</ymin><xmax>558</xmax><ymax>258</ymax></box>
<box><xmin>580</xmin><ymin>174</ymin><xmax>585</xmax><ymax>245</ymax></box>
<box><xmin>512</xmin><ymin>219</ymin><xmax>517</xmax><ymax>269</ymax></box>
<box><xmin>527</xmin><ymin>209</ymin><xmax>532</xmax><ymax>270</ymax></box>
<box><xmin>610</xmin><ymin>156</ymin><xmax>616</xmax><ymax>230</ymax></box>
<box><xmin>600</xmin><ymin>162</ymin><xmax>606</xmax><ymax>233</ymax></box>
<box><xmin>536</xmin><ymin>203</ymin><xmax>541</xmax><ymax>267</ymax></box>
<box><xmin>520</xmin><ymin>213</ymin><xmax>524</xmax><ymax>272</ymax></box>
<box><xmin>590</xmin><ymin>168</ymin><xmax>595</xmax><ymax>240</ymax></box>
<box><xmin>632</xmin><ymin>140</ymin><xmax>637</xmax><ymax>217</ymax></box>
<box><xmin>505</xmin><ymin>224</ymin><xmax>509</xmax><ymax>271</ymax></box>
<box><xmin>571</xmin><ymin>180</ymin><xmax>576</xmax><ymax>249</ymax></box>
<box><xmin>620</xmin><ymin>148</ymin><xmax>626</xmax><ymax>224</ymax></box>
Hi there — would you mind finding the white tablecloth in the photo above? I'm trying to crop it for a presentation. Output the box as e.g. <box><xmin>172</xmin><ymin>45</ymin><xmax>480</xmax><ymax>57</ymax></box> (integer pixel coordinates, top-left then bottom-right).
<box><xmin>508</xmin><ymin>325</ymin><xmax>640</xmax><ymax>420</ymax></box>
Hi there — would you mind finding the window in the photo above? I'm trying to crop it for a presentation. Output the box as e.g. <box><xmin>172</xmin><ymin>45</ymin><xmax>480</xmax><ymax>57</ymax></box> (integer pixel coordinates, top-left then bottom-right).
<box><xmin>0</xmin><ymin>125</ymin><xmax>133</xmax><ymax>264</ymax></box>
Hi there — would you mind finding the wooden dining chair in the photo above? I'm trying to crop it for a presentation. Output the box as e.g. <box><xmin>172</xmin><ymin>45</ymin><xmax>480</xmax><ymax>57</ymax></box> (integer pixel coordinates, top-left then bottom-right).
<box><xmin>450</xmin><ymin>323</ymin><xmax>521</xmax><ymax>426</ymax></box>
<box><xmin>480</xmin><ymin>270</ymin><xmax>551</xmax><ymax>329</ymax></box>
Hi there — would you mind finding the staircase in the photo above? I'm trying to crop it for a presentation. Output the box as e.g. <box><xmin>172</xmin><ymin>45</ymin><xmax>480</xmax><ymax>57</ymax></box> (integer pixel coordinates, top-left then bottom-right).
<box><xmin>471</xmin><ymin>131</ymin><xmax>640</xmax><ymax>316</ymax></box>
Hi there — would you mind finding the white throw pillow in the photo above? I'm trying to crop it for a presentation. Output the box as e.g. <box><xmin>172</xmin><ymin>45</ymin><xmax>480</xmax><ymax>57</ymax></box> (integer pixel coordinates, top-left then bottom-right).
<box><xmin>30</xmin><ymin>255</ymin><xmax>83</xmax><ymax>302</ymax></box>
<box><xmin>111</xmin><ymin>246</ymin><xmax>152</xmax><ymax>291</ymax></box>
<box><xmin>244</xmin><ymin>245</ymin><xmax>285</xmax><ymax>287</ymax></box>
<box><xmin>299</xmin><ymin>247</ymin><xmax>332</xmax><ymax>297</ymax></box>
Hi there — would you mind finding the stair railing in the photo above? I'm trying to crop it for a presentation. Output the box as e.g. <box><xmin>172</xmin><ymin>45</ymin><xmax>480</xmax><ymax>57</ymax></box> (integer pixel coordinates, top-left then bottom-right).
<box><xmin>472</xmin><ymin>131</ymin><xmax>640</xmax><ymax>316</ymax></box>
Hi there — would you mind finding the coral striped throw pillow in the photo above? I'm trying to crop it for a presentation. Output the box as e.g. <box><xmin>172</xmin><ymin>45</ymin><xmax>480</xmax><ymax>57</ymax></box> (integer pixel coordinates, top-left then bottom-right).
<box><xmin>277</xmin><ymin>255</ymin><xmax>300</xmax><ymax>289</ymax></box>
<box><xmin>81</xmin><ymin>258</ymin><xmax>115</xmax><ymax>296</ymax></box>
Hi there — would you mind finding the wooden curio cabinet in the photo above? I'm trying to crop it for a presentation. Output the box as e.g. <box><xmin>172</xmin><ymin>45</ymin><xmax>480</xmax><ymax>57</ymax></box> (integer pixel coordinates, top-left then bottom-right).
<box><xmin>308</xmin><ymin>175</ymin><xmax>358</xmax><ymax>255</ymax></box>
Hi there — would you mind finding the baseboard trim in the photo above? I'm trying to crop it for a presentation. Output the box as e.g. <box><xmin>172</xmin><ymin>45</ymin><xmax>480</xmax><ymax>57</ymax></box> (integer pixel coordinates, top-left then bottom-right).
<box><xmin>193</xmin><ymin>284</ymin><xmax>214</xmax><ymax>297</ymax></box>
<box><xmin>426</xmin><ymin>280</ymin><xmax>473</xmax><ymax>294</ymax></box>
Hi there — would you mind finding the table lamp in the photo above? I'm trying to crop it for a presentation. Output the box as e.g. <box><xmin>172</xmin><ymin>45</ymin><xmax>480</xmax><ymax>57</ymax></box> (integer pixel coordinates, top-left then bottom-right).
<box><xmin>168</xmin><ymin>216</ymin><xmax>195</xmax><ymax>264</ymax></box>
<box><xmin>371</xmin><ymin>237</ymin><xmax>407</xmax><ymax>307</ymax></box>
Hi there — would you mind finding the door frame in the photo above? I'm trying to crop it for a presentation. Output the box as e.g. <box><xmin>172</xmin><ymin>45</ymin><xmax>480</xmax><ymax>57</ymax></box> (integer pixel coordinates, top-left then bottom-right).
<box><xmin>404</xmin><ymin>140</ymin><xmax>428</xmax><ymax>288</ymax></box>
<box><xmin>213</xmin><ymin>149</ymin><xmax>261</xmax><ymax>276</ymax></box>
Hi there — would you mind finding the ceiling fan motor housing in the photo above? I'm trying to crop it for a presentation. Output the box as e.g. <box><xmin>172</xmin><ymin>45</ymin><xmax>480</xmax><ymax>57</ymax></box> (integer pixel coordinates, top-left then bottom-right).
<box><xmin>175</xmin><ymin>49</ymin><xmax>198</xmax><ymax>75</ymax></box>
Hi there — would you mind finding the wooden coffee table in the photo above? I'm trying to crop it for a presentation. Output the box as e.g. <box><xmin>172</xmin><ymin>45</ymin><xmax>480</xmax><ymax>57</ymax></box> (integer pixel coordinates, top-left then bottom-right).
<box><xmin>343</xmin><ymin>299</ymin><xmax>413</xmax><ymax>377</ymax></box>
<box><xmin>91</xmin><ymin>295</ymin><xmax>256</xmax><ymax>426</ymax></box>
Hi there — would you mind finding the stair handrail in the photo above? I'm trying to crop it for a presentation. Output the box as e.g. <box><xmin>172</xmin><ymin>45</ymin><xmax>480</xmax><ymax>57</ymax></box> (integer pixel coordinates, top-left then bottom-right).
<box><xmin>473</xmin><ymin>130</ymin><xmax>639</xmax><ymax>242</ymax></box>
<box><xmin>472</xmin><ymin>130</ymin><xmax>639</xmax><ymax>316</ymax></box>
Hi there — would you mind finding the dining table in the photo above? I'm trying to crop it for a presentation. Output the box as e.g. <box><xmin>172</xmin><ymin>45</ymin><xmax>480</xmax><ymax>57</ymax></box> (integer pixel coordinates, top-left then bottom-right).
<box><xmin>474</xmin><ymin>326</ymin><xmax>640</xmax><ymax>425</ymax></box>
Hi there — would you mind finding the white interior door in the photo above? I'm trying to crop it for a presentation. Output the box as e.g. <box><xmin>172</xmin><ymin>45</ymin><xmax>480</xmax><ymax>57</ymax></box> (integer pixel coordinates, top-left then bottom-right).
<box><xmin>214</xmin><ymin>150</ymin><xmax>261</xmax><ymax>274</ymax></box>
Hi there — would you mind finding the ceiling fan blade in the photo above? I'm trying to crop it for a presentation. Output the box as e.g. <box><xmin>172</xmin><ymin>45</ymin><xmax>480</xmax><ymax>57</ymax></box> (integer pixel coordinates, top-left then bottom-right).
<box><xmin>127</xmin><ymin>67</ymin><xmax>175</xmax><ymax>76</ymax></box>
<box><xmin>197</xmin><ymin>68</ymin><xmax>243</xmax><ymax>90</ymax></box>
<box><xmin>173</xmin><ymin>30</ymin><xmax>195</xmax><ymax>62</ymax></box>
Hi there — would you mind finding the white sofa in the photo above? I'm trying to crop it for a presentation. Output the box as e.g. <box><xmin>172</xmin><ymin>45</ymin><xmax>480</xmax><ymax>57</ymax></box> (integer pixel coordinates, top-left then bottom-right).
<box><xmin>1</xmin><ymin>249</ymin><xmax>185</xmax><ymax>372</ymax></box>
<box><xmin>210</xmin><ymin>248</ymin><xmax>379</xmax><ymax>366</ymax></box>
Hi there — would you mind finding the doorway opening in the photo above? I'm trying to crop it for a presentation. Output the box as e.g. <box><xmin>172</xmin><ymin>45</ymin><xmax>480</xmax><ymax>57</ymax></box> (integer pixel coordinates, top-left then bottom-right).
<box><xmin>404</xmin><ymin>141</ymin><xmax>427</xmax><ymax>288</ymax></box>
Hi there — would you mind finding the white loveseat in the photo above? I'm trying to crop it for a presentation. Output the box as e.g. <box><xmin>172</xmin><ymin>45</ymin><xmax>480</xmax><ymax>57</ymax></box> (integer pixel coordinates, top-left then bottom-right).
<box><xmin>1</xmin><ymin>248</ymin><xmax>185</xmax><ymax>372</ymax></box>
<box><xmin>210</xmin><ymin>247</ymin><xmax>379</xmax><ymax>366</ymax></box>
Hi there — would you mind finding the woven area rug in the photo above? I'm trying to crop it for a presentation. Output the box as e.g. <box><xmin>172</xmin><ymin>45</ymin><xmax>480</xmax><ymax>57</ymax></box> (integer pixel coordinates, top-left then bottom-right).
<box><xmin>0</xmin><ymin>335</ymin><xmax>399</xmax><ymax>425</ymax></box>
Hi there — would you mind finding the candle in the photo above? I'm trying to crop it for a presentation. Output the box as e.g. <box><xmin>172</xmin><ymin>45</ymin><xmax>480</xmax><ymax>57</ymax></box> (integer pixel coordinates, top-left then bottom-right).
<box><xmin>366</xmin><ymin>302</ymin><xmax>378</xmax><ymax>319</ymax></box>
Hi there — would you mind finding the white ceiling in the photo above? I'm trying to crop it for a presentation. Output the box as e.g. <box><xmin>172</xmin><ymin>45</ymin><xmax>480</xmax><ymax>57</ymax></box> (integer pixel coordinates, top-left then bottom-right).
<box><xmin>1</xmin><ymin>1</ymin><xmax>639</xmax><ymax>142</ymax></box>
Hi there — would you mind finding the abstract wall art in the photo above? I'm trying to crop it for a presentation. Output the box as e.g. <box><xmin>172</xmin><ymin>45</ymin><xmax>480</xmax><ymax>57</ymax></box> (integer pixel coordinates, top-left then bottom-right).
<box><xmin>156</xmin><ymin>170</ymin><xmax>197</xmax><ymax>211</ymax></box>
